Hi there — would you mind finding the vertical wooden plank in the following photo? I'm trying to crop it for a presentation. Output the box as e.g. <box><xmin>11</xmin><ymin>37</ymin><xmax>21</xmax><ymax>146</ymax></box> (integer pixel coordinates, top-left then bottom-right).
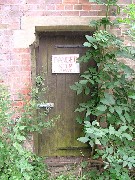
<box><xmin>64</xmin><ymin>35</ymin><xmax>79</xmax><ymax>156</ymax></box>
<box><xmin>45</xmin><ymin>36</ymin><xmax>58</xmax><ymax>156</ymax></box>
<box><xmin>72</xmin><ymin>35</ymin><xmax>90</xmax><ymax>156</ymax></box>
<box><xmin>37</xmin><ymin>37</ymin><xmax>48</xmax><ymax>155</ymax></box>
<box><xmin>55</xmin><ymin>35</ymin><xmax>67</xmax><ymax>156</ymax></box>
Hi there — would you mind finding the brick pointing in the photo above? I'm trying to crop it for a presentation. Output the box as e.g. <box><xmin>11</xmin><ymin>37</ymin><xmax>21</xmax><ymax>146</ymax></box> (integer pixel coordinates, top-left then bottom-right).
<box><xmin>0</xmin><ymin>0</ymin><xmax>133</xmax><ymax>129</ymax></box>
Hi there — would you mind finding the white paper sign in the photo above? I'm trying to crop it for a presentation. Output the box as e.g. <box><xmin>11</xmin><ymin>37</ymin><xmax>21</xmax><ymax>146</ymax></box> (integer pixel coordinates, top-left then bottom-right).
<box><xmin>52</xmin><ymin>54</ymin><xmax>80</xmax><ymax>73</ymax></box>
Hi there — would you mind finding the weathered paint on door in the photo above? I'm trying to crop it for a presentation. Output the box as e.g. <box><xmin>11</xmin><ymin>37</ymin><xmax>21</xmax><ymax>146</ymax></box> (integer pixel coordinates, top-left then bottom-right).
<box><xmin>36</xmin><ymin>32</ymin><xmax>94</xmax><ymax>157</ymax></box>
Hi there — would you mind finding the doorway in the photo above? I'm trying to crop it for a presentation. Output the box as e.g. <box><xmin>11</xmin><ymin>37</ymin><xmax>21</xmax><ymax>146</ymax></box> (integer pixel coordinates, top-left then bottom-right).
<box><xmin>35</xmin><ymin>31</ymin><xmax>94</xmax><ymax>157</ymax></box>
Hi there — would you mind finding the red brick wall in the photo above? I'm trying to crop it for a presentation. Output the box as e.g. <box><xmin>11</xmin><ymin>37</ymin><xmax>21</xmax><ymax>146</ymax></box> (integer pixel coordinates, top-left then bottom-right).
<box><xmin>0</xmin><ymin>0</ymin><xmax>131</xmax><ymax>105</ymax></box>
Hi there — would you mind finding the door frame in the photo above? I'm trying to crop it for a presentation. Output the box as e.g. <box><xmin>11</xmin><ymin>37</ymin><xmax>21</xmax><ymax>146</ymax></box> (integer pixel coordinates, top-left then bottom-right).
<box><xmin>31</xmin><ymin>27</ymin><xmax>94</xmax><ymax>155</ymax></box>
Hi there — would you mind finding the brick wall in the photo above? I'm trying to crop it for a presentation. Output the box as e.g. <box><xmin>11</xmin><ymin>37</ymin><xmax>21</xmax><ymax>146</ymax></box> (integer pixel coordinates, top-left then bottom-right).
<box><xmin>0</xmin><ymin>0</ymin><xmax>132</xmax><ymax>104</ymax></box>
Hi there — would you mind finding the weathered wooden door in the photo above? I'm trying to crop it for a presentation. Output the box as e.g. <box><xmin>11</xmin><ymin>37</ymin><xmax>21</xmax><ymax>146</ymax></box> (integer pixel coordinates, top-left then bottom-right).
<box><xmin>36</xmin><ymin>32</ymin><xmax>94</xmax><ymax>157</ymax></box>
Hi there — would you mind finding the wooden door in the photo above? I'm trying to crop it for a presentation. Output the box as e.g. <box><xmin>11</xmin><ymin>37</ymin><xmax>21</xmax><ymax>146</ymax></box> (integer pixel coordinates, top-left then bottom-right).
<box><xmin>36</xmin><ymin>32</ymin><xmax>94</xmax><ymax>157</ymax></box>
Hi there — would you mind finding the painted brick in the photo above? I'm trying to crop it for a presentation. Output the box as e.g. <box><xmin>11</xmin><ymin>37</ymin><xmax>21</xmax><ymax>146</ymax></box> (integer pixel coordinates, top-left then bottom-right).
<box><xmin>0</xmin><ymin>0</ymin><xmax>7</xmax><ymax>3</ymax></box>
<box><xmin>44</xmin><ymin>0</ymin><xmax>62</xmax><ymax>4</ymax></box>
<box><xmin>91</xmin><ymin>5</ymin><xmax>103</xmax><ymax>10</ymax></box>
<box><xmin>79</xmin><ymin>0</ymin><xmax>91</xmax><ymax>4</ymax></box>
<box><xmin>61</xmin><ymin>11</ymin><xmax>79</xmax><ymax>16</ymax></box>
<box><xmin>20</xmin><ymin>53</ymin><xmax>31</xmax><ymax>60</ymax></box>
<box><xmin>80</xmin><ymin>11</ymin><xmax>98</xmax><ymax>16</ymax></box>
<box><xmin>98</xmin><ymin>10</ymin><xmax>106</xmax><ymax>16</ymax></box>
<box><xmin>82</xmin><ymin>5</ymin><xmax>91</xmax><ymax>10</ymax></box>
<box><xmin>44</xmin><ymin>11</ymin><xmax>62</xmax><ymax>16</ymax></box>
<box><xmin>65</xmin><ymin>5</ymin><xmax>73</xmax><ymax>10</ymax></box>
<box><xmin>10</xmin><ymin>5</ymin><xmax>20</xmax><ymax>11</ymax></box>
<box><xmin>63</xmin><ymin>0</ymin><xmax>79</xmax><ymax>4</ymax></box>
<box><xmin>26</xmin><ymin>0</ymin><xmax>42</xmax><ymax>3</ymax></box>
<box><xmin>13</xmin><ymin>48</ymin><xmax>31</xmax><ymax>53</ymax></box>
<box><xmin>74</xmin><ymin>4</ymin><xmax>82</xmax><ymax>10</ymax></box>
<box><xmin>118</xmin><ymin>0</ymin><xmax>131</xmax><ymax>4</ymax></box>
<box><xmin>9</xmin><ymin>22</ymin><xmax>20</xmax><ymax>30</ymax></box>
<box><xmin>4</xmin><ymin>0</ymin><xmax>23</xmax><ymax>4</ymax></box>
<box><xmin>1</xmin><ymin>5</ymin><xmax>11</xmax><ymax>10</ymax></box>
<box><xmin>46</xmin><ymin>4</ymin><xmax>55</xmax><ymax>10</ymax></box>
<box><xmin>25</xmin><ymin>10</ymin><xmax>44</xmax><ymax>16</ymax></box>
<box><xmin>56</xmin><ymin>4</ymin><xmax>64</xmax><ymax>10</ymax></box>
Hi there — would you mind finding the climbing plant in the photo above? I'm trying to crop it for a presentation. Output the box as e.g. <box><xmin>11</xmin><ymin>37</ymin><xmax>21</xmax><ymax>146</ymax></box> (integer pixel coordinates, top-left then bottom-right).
<box><xmin>71</xmin><ymin>0</ymin><xmax>135</xmax><ymax>179</ymax></box>
<box><xmin>0</xmin><ymin>75</ymin><xmax>58</xmax><ymax>180</ymax></box>
<box><xmin>120</xmin><ymin>2</ymin><xmax>135</xmax><ymax>41</ymax></box>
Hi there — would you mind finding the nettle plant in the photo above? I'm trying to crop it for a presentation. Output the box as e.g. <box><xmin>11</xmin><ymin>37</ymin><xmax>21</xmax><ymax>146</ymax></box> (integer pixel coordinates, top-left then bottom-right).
<box><xmin>0</xmin><ymin>76</ymin><xmax>56</xmax><ymax>180</ymax></box>
<box><xmin>71</xmin><ymin>0</ymin><xmax>135</xmax><ymax>179</ymax></box>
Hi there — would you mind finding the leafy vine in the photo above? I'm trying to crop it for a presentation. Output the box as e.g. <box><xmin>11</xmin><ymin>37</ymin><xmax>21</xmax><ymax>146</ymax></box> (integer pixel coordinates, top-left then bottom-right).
<box><xmin>71</xmin><ymin>0</ymin><xmax>135</xmax><ymax>179</ymax></box>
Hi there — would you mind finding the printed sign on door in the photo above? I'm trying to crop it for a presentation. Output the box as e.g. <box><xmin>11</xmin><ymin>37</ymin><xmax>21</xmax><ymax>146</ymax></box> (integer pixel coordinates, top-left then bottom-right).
<box><xmin>52</xmin><ymin>54</ymin><xmax>80</xmax><ymax>73</ymax></box>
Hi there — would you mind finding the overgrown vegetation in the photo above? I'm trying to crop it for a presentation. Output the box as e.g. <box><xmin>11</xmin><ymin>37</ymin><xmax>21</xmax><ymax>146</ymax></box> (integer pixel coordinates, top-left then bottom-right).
<box><xmin>0</xmin><ymin>75</ymin><xmax>55</xmax><ymax>180</ymax></box>
<box><xmin>70</xmin><ymin>0</ymin><xmax>135</xmax><ymax>179</ymax></box>
<box><xmin>0</xmin><ymin>1</ymin><xmax>135</xmax><ymax>180</ymax></box>
<box><xmin>120</xmin><ymin>3</ymin><xmax>135</xmax><ymax>41</ymax></box>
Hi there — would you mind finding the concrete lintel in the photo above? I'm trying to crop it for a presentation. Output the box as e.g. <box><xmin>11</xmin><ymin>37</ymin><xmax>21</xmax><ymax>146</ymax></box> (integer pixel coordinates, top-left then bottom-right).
<box><xmin>14</xmin><ymin>16</ymin><xmax>97</xmax><ymax>48</ymax></box>
<box><xmin>21</xmin><ymin>16</ymin><xmax>98</xmax><ymax>30</ymax></box>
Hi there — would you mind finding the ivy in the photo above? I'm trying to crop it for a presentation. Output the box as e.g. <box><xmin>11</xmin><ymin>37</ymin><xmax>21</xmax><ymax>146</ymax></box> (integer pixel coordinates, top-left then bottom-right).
<box><xmin>0</xmin><ymin>75</ymin><xmax>59</xmax><ymax>179</ymax></box>
<box><xmin>119</xmin><ymin>3</ymin><xmax>135</xmax><ymax>41</ymax></box>
<box><xmin>71</xmin><ymin>0</ymin><xmax>135</xmax><ymax>179</ymax></box>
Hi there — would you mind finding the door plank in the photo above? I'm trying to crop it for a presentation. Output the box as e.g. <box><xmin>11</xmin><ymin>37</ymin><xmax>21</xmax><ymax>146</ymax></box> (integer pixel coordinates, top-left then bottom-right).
<box><xmin>36</xmin><ymin>33</ymin><xmax>93</xmax><ymax>156</ymax></box>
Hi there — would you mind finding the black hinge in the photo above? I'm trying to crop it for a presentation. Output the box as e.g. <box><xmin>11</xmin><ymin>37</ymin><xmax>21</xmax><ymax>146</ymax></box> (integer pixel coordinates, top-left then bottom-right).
<box><xmin>57</xmin><ymin>146</ymin><xmax>90</xmax><ymax>150</ymax></box>
<box><xmin>55</xmin><ymin>45</ymin><xmax>85</xmax><ymax>48</ymax></box>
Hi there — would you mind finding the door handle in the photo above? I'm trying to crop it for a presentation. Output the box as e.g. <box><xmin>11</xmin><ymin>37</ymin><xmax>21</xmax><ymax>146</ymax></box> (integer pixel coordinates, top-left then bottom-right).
<box><xmin>37</xmin><ymin>103</ymin><xmax>54</xmax><ymax>112</ymax></box>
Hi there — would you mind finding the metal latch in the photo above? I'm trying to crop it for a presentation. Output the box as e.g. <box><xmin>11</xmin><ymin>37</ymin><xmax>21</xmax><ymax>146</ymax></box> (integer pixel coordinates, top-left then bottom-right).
<box><xmin>37</xmin><ymin>103</ymin><xmax>54</xmax><ymax>112</ymax></box>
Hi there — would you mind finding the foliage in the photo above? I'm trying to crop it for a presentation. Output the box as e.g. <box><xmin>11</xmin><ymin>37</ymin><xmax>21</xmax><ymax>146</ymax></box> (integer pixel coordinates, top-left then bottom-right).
<box><xmin>0</xmin><ymin>75</ymin><xmax>56</xmax><ymax>180</ymax></box>
<box><xmin>119</xmin><ymin>3</ymin><xmax>135</xmax><ymax>41</ymax></box>
<box><xmin>54</xmin><ymin>174</ymin><xmax>77</xmax><ymax>180</ymax></box>
<box><xmin>71</xmin><ymin>0</ymin><xmax>135</xmax><ymax>179</ymax></box>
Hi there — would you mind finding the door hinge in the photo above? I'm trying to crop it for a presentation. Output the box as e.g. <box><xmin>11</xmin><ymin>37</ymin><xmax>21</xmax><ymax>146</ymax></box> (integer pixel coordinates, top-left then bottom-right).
<box><xmin>57</xmin><ymin>147</ymin><xmax>90</xmax><ymax>150</ymax></box>
<box><xmin>55</xmin><ymin>45</ymin><xmax>85</xmax><ymax>48</ymax></box>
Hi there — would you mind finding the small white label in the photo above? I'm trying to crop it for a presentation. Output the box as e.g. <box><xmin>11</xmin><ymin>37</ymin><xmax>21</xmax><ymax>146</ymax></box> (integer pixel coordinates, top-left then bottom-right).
<box><xmin>52</xmin><ymin>54</ymin><xmax>80</xmax><ymax>73</ymax></box>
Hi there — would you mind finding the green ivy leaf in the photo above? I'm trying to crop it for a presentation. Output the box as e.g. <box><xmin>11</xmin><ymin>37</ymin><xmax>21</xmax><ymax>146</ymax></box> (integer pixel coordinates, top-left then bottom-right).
<box><xmin>95</xmin><ymin>139</ymin><xmax>101</xmax><ymax>145</ymax></box>
<box><xmin>93</xmin><ymin>44</ymin><xmax>98</xmax><ymax>49</ymax></box>
<box><xmin>127</xmin><ymin>157</ymin><xmax>135</xmax><ymax>163</ymax></box>
<box><xmin>86</xmin><ymin>109</ymin><xmax>91</xmax><ymax>117</ymax></box>
<box><xmin>109</xmin><ymin>106</ymin><xmax>114</xmax><ymax>113</ymax></box>
<box><xmin>79</xmin><ymin>80</ymin><xmax>88</xmax><ymax>85</ymax></box>
<box><xmin>115</xmin><ymin>106</ymin><xmax>123</xmax><ymax>115</ymax></box>
<box><xmin>128</xmin><ymin>95</ymin><xmax>135</xmax><ymax>99</ymax></box>
<box><xmin>89</xmin><ymin>140</ymin><xmax>94</xmax><ymax>147</ymax></box>
<box><xmin>104</xmin><ymin>92</ymin><xmax>115</xmax><ymax>105</ymax></box>
<box><xmin>78</xmin><ymin>137</ymin><xmax>89</xmax><ymax>143</ymax></box>
<box><xmin>123</xmin><ymin>161</ymin><xmax>128</xmax><ymax>167</ymax></box>
<box><xmin>85</xmin><ymin>87</ymin><xmax>90</xmax><ymax>95</ymax></box>
<box><xmin>122</xmin><ymin>133</ymin><xmax>132</xmax><ymax>140</ymax></box>
<box><xmin>108</xmin><ymin>147</ymin><xmax>113</xmax><ymax>154</ymax></box>
<box><xmin>97</xmin><ymin>105</ymin><xmax>107</xmax><ymax>111</ymax></box>
<box><xmin>18</xmin><ymin>126</ymin><xmax>26</xmax><ymax>130</ymax></box>
<box><xmin>16</xmin><ymin>135</ymin><xmax>26</xmax><ymax>141</ymax></box>
<box><xmin>118</xmin><ymin>126</ymin><xmax>128</xmax><ymax>133</ymax></box>
<box><xmin>75</xmin><ymin>107</ymin><xmax>85</xmax><ymax>112</ymax></box>
<box><xmin>83</xmin><ymin>42</ymin><xmax>91</xmax><ymax>47</ymax></box>
<box><xmin>109</xmin><ymin>125</ymin><xmax>115</xmax><ymax>135</ymax></box>
<box><xmin>92</xmin><ymin>120</ymin><xmax>100</xmax><ymax>126</ymax></box>
<box><xmin>70</xmin><ymin>84</ymin><xmax>78</xmax><ymax>91</ymax></box>
<box><xmin>76</xmin><ymin>117</ymin><xmax>83</xmax><ymax>124</ymax></box>
<box><xmin>124</xmin><ymin>112</ymin><xmax>131</xmax><ymax>123</ymax></box>
<box><xmin>85</xmin><ymin>35</ymin><xmax>97</xmax><ymax>43</ymax></box>
<box><xmin>123</xmin><ymin>155</ymin><xmax>128</xmax><ymax>161</ymax></box>
<box><xmin>128</xmin><ymin>162</ymin><xmax>133</xmax><ymax>169</ymax></box>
